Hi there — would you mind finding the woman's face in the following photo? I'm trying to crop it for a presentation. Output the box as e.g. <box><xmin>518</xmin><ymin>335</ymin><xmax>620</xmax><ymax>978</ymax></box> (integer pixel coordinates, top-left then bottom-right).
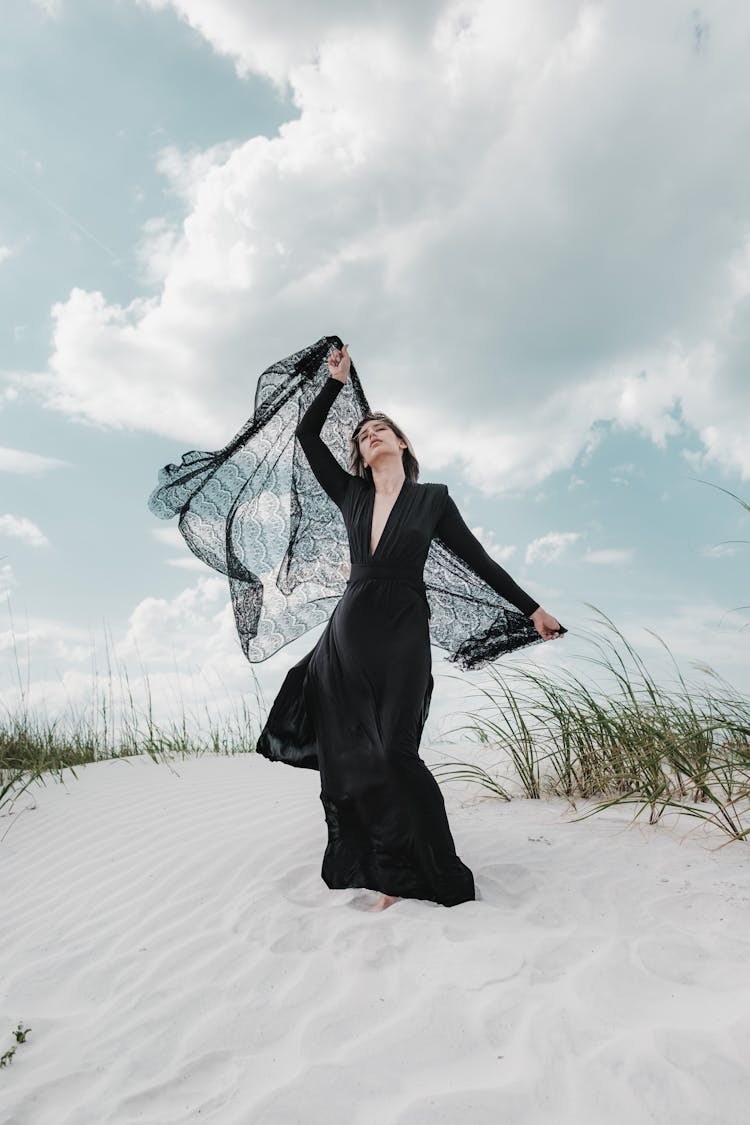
<box><xmin>357</xmin><ymin>419</ymin><xmax>403</xmax><ymax>466</ymax></box>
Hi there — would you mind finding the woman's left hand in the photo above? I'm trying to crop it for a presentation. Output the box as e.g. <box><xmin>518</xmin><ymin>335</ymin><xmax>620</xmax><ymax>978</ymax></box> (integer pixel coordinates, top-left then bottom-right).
<box><xmin>530</xmin><ymin>607</ymin><xmax>566</xmax><ymax>640</ymax></box>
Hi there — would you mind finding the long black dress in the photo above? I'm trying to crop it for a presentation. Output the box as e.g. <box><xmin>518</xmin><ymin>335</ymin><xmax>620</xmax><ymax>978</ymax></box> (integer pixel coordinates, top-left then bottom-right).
<box><xmin>257</xmin><ymin>375</ymin><xmax>541</xmax><ymax>908</ymax></box>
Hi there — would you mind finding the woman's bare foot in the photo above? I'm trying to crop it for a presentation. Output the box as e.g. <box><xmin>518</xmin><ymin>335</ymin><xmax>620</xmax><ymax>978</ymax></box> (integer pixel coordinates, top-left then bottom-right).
<box><xmin>368</xmin><ymin>893</ymin><xmax>401</xmax><ymax>912</ymax></box>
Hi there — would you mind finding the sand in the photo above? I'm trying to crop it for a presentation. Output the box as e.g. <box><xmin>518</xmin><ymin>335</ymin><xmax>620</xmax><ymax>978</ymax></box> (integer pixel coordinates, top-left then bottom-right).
<box><xmin>2</xmin><ymin>751</ymin><xmax>750</xmax><ymax>1125</ymax></box>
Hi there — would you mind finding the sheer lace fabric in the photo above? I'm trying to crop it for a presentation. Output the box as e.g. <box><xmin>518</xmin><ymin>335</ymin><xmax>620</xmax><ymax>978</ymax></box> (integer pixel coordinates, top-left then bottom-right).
<box><xmin>148</xmin><ymin>335</ymin><xmax>542</xmax><ymax>671</ymax></box>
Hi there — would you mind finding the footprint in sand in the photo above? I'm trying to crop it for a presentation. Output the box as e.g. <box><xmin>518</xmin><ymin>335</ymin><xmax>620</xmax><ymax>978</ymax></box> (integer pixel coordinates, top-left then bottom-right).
<box><xmin>634</xmin><ymin>929</ymin><xmax>743</xmax><ymax>990</ymax></box>
<box><xmin>477</xmin><ymin>862</ymin><xmax>540</xmax><ymax>908</ymax></box>
<box><xmin>269</xmin><ymin>912</ymin><xmax>330</xmax><ymax>954</ymax></box>
<box><xmin>276</xmin><ymin>863</ymin><xmax>331</xmax><ymax>907</ymax></box>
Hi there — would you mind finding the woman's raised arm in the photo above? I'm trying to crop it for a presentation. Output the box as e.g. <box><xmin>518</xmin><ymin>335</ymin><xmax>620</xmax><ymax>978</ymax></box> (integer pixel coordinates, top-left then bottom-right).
<box><xmin>295</xmin><ymin>377</ymin><xmax>352</xmax><ymax>509</ymax></box>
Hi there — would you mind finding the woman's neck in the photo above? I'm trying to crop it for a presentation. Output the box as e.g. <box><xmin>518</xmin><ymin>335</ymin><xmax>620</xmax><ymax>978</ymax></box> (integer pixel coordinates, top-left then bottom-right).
<box><xmin>370</xmin><ymin>465</ymin><xmax>406</xmax><ymax>495</ymax></box>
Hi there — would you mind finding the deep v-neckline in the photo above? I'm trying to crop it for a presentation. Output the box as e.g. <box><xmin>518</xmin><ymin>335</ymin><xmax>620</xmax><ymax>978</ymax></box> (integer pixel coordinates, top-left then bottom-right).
<box><xmin>368</xmin><ymin>479</ymin><xmax>408</xmax><ymax>560</ymax></box>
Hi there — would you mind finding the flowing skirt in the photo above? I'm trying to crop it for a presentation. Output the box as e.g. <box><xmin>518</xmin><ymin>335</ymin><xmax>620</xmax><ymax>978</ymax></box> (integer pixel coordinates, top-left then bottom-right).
<box><xmin>258</xmin><ymin>574</ymin><xmax>475</xmax><ymax>907</ymax></box>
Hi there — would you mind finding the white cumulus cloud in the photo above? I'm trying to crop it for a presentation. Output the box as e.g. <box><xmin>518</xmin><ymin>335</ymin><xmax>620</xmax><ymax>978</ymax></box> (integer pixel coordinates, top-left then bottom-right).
<box><xmin>0</xmin><ymin>561</ymin><xmax>15</xmax><ymax>598</ymax></box>
<box><xmin>0</xmin><ymin>514</ymin><xmax>49</xmax><ymax>548</ymax></box>
<box><xmin>167</xmin><ymin>557</ymin><xmax>210</xmax><ymax>571</ymax></box>
<box><xmin>467</xmin><ymin>525</ymin><xmax>516</xmax><ymax>563</ymax></box>
<box><xmin>16</xmin><ymin>0</ymin><xmax>750</xmax><ymax>492</ymax></box>
<box><xmin>582</xmin><ymin>548</ymin><xmax>635</xmax><ymax>566</ymax></box>
<box><xmin>0</xmin><ymin>446</ymin><xmax>70</xmax><ymax>474</ymax></box>
<box><xmin>116</xmin><ymin>575</ymin><xmax>236</xmax><ymax>664</ymax></box>
<box><xmin>525</xmin><ymin>531</ymin><xmax>581</xmax><ymax>565</ymax></box>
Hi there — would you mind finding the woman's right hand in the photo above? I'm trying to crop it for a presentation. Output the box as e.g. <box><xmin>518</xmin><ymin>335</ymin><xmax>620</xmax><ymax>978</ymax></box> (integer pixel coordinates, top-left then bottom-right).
<box><xmin>327</xmin><ymin>343</ymin><xmax>351</xmax><ymax>383</ymax></box>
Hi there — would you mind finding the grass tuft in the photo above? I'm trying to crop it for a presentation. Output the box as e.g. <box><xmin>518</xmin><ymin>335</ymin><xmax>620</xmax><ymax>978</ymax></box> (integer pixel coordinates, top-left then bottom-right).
<box><xmin>0</xmin><ymin>617</ymin><xmax>267</xmax><ymax>818</ymax></box>
<box><xmin>433</xmin><ymin>606</ymin><xmax>750</xmax><ymax>840</ymax></box>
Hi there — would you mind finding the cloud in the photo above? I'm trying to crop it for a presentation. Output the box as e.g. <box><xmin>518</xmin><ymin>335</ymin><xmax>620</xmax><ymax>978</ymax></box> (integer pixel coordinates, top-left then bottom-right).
<box><xmin>167</xmin><ymin>557</ymin><xmax>209</xmax><ymax>570</ymax></box>
<box><xmin>30</xmin><ymin>0</ymin><xmax>63</xmax><ymax>16</ymax></box>
<box><xmin>701</xmin><ymin>543</ymin><xmax>741</xmax><ymax>559</ymax></box>
<box><xmin>0</xmin><ymin>446</ymin><xmax>70</xmax><ymax>474</ymax></box>
<box><xmin>582</xmin><ymin>548</ymin><xmax>634</xmax><ymax>566</ymax></box>
<box><xmin>0</xmin><ymin>515</ymin><xmax>49</xmax><ymax>548</ymax></box>
<box><xmin>609</xmin><ymin>462</ymin><xmax>637</xmax><ymax>486</ymax></box>
<box><xmin>610</xmin><ymin>597</ymin><xmax>750</xmax><ymax>694</ymax></box>
<box><xmin>0</xmin><ymin>614</ymin><xmax>90</xmax><ymax>664</ymax></box>
<box><xmin>17</xmin><ymin>0</ymin><xmax>750</xmax><ymax>491</ymax></box>
<box><xmin>0</xmin><ymin>386</ymin><xmax>20</xmax><ymax>407</ymax></box>
<box><xmin>116</xmin><ymin>574</ymin><xmax>236</xmax><ymax>663</ymax></box>
<box><xmin>0</xmin><ymin>562</ymin><xmax>14</xmax><ymax>598</ymax></box>
<box><xmin>0</xmin><ymin>576</ymin><xmax>309</xmax><ymax>736</ymax></box>
<box><xmin>151</xmin><ymin>525</ymin><xmax>207</xmax><ymax>569</ymax></box>
<box><xmin>138</xmin><ymin>0</ymin><xmax>444</xmax><ymax>89</ymax></box>
<box><xmin>151</xmin><ymin>527</ymin><xmax>184</xmax><ymax>547</ymax></box>
<box><xmin>16</xmin><ymin>287</ymin><xmax>230</xmax><ymax>444</ymax></box>
<box><xmin>525</xmin><ymin>531</ymin><xmax>581</xmax><ymax>565</ymax></box>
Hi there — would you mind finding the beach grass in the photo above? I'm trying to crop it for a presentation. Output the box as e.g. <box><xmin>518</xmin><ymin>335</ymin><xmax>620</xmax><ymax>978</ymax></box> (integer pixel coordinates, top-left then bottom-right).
<box><xmin>0</xmin><ymin>620</ymin><xmax>266</xmax><ymax>818</ymax></box>
<box><xmin>433</xmin><ymin>606</ymin><xmax>750</xmax><ymax>840</ymax></box>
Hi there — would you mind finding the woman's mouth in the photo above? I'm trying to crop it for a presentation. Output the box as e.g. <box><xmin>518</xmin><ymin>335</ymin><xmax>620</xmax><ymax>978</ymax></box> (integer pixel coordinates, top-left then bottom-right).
<box><xmin>371</xmin><ymin>440</ymin><xmax>381</xmax><ymax>447</ymax></box>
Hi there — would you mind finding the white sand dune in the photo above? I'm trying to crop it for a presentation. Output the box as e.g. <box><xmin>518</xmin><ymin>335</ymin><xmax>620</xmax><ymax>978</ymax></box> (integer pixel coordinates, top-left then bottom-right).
<box><xmin>2</xmin><ymin>751</ymin><xmax>750</xmax><ymax>1125</ymax></box>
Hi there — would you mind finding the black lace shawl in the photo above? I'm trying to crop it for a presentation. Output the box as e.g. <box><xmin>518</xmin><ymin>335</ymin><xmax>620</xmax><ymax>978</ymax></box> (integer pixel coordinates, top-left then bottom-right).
<box><xmin>147</xmin><ymin>335</ymin><xmax>543</xmax><ymax>670</ymax></box>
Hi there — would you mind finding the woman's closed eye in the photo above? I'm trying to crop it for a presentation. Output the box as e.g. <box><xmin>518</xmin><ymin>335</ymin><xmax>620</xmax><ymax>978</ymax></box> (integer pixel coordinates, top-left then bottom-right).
<box><xmin>361</xmin><ymin>427</ymin><xmax>386</xmax><ymax>444</ymax></box>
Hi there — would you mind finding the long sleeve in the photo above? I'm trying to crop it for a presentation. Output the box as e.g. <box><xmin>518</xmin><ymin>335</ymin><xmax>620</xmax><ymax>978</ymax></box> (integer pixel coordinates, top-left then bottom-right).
<box><xmin>435</xmin><ymin>491</ymin><xmax>540</xmax><ymax>617</ymax></box>
<box><xmin>295</xmin><ymin>376</ymin><xmax>351</xmax><ymax>508</ymax></box>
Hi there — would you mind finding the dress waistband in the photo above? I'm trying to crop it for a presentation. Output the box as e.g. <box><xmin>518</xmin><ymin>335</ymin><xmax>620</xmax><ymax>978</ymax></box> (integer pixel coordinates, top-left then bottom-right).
<box><xmin>347</xmin><ymin>563</ymin><xmax>425</xmax><ymax>586</ymax></box>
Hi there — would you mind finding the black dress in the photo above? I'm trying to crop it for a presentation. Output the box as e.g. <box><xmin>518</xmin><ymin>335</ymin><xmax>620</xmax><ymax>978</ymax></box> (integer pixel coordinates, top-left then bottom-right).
<box><xmin>257</xmin><ymin>376</ymin><xmax>541</xmax><ymax>908</ymax></box>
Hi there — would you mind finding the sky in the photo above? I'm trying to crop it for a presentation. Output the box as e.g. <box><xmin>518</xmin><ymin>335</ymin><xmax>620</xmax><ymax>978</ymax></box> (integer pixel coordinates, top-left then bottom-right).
<box><xmin>1</xmin><ymin>0</ymin><xmax>749</xmax><ymax>743</ymax></box>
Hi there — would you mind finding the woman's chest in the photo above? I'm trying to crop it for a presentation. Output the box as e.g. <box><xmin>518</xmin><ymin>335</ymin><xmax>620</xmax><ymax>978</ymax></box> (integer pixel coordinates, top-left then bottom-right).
<box><xmin>345</xmin><ymin>480</ymin><xmax>444</xmax><ymax>561</ymax></box>
<box><xmin>369</xmin><ymin>490</ymin><xmax>402</xmax><ymax>555</ymax></box>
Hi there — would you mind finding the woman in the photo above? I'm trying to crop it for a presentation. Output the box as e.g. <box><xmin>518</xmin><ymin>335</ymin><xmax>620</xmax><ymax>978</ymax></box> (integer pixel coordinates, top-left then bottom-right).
<box><xmin>259</xmin><ymin>342</ymin><xmax>564</xmax><ymax>912</ymax></box>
